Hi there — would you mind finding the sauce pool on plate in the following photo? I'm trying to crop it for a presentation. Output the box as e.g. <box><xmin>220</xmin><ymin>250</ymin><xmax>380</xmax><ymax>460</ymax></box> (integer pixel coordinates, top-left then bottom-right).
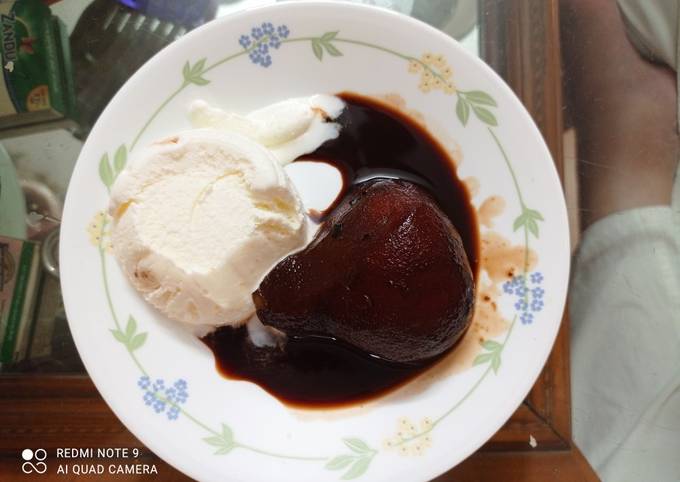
<box><xmin>203</xmin><ymin>92</ymin><xmax>479</xmax><ymax>408</ymax></box>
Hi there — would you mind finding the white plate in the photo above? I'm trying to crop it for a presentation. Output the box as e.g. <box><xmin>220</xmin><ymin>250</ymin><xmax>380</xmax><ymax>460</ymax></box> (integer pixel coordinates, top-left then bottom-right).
<box><xmin>60</xmin><ymin>3</ymin><xmax>569</xmax><ymax>481</ymax></box>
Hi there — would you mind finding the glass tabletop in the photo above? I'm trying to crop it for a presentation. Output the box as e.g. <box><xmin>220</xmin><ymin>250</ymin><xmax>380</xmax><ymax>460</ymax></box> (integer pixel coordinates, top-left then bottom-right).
<box><xmin>0</xmin><ymin>0</ymin><xmax>680</xmax><ymax>480</ymax></box>
<box><xmin>6</xmin><ymin>1</ymin><xmax>649</xmax><ymax>480</ymax></box>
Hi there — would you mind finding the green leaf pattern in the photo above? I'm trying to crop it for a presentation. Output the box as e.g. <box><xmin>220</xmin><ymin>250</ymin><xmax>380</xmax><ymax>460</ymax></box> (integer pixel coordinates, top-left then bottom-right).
<box><xmin>343</xmin><ymin>438</ymin><xmax>371</xmax><ymax>454</ymax></box>
<box><xmin>110</xmin><ymin>316</ymin><xmax>148</xmax><ymax>352</ymax></box>
<box><xmin>98</xmin><ymin>144</ymin><xmax>127</xmax><ymax>191</ymax></box>
<box><xmin>311</xmin><ymin>31</ymin><xmax>343</xmax><ymax>61</ymax></box>
<box><xmin>182</xmin><ymin>58</ymin><xmax>210</xmax><ymax>86</ymax></box>
<box><xmin>203</xmin><ymin>424</ymin><xmax>235</xmax><ymax>455</ymax></box>
<box><xmin>341</xmin><ymin>457</ymin><xmax>372</xmax><ymax>480</ymax></box>
<box><xmin>113</xmin><ymin>144</ymin><xmax>127</xmax><ymax>173</ymax></box>
<box><xmin>473</xmin><ymin>338</ymin><xmax>504</xmax><ymax>374</ymax></box>
<box><xmin>325</xmin><ymin>439</ymin><xmax>376</xmax><ymax>480</ymax></box>
<box><xmin>99</xmin><ymin>153</ymin><xmax>113</xmax><ymax>189</ymax></box>
<box><xmin>513</xmin><ymin>206</ymin><xmax>544</xmax><ymax>238</ymax></box>
<box><xmin>471</xmin><ymin>105</ymin><xmax>497</xmax><ymax>126</ymax></box>
<box><xmin>456</xmin><ymin>90</ymin><xmax>498</xmax><ymax>126</ymax></box>
<box><xmin>455</xmin><ymin>96</ymin><xmax>470</xmax><ymax>126</ymax></box>
<box><xmin>325</xmin><ymin>455</ymin><xmax>355</xmax><ymax>470</ymax></box>
<box><xmin>463</xmin><ymin>90</ymin><xmax>497</xmax><ymax>106</ymax></box>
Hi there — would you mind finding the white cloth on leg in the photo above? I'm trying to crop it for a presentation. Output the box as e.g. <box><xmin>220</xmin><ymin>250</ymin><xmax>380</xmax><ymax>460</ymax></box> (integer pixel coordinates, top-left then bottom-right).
<box><xmin>570</xmin><ymin>201</ymin><xmax>680</xmax><ymax>481</ymax></box>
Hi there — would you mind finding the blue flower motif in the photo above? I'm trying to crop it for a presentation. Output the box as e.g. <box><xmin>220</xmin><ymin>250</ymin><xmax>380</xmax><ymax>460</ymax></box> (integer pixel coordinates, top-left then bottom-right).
<box><xmin>512</xmin><ymin>274</ymin><xmax>525</xmax><ymax>286</ymax></box>
<box><xmin>248</xmin><ymin>50</ymin><xmax>272</xmax><ymax>68</ymax></box>
<box><xmin>257</xmin><ymin>42</ymin><xmax>269</xmax><ymax>55</ymax></box>
<box><xmin>251</xmin><ymin>26</ymin><xmax>264</xmax><ymax>39</ymax></box>
<box><xmin>504</xmin><ymin>272</ymin><xmax>546</xmax><ymax>324</ymax></box>
<box><xmin>176</xmin><ymin>389</ymin><xmax>188</xmax><ymax>404</ymax></box>
<box><xmin>152</xmin><ymin>379</ymin><xmax>165</xmax><ymax>392</ymax></box>
<box><xmin>239</xmin><ymin>35</ymin><xmax>251</xmax><ymax>49</ymax></box>
<box><xmin>138</xmin><ymin>377</ymin><xmax>188</xmax><ymax>420</ymax></box>
<box><xmin>167</xmin><ymin>406</ymin><xmax>180</xmax><ymax>421</ymax></box>
<box><xmin>153</xmin><ymin>399</ymin><xmax>166</xmax><ymax>414</ymax></box>
<box><xmin>137</xmin><ymin>375</ymin><xmax>150</xmax><ymax>390</ymax></box>
<box><xmin>277</xmin><ymin>25</ymin><xmax>289</xmax><ymax>38</ymax></box>
<box><xmin>269</xmin><ymin>35</ymin><xmax>281</xmax><ymax>49</ymax></box>
<box><xmin>242</xmin><ymin>23</ymin><xmax>290</xmax><ymax>68</ymax></box>
<box><xmin>164</xmin><ymin>387</ymin><xmax>177</xmax><ymax>404</ymax></box>
<box><xmin>249</xmin><ymin>51</ymin><xmax>263</xmax><ymax>65</ymax></box>
<box><xmin>143</xmin><ymin>392</ymin><xmax>154</xmax><ymax>406</ymax></box>
<box><xmin>172</xmin><ymin>379</ymin><xmax>189</xmax><ymax>404</ymax></box>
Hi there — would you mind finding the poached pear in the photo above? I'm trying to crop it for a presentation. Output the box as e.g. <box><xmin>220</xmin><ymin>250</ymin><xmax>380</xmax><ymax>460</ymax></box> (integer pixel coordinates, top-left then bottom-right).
<box><xmin>253</xmin><ymin>178</ymin><xmax>475</xmax><ymax>365</ymax></box>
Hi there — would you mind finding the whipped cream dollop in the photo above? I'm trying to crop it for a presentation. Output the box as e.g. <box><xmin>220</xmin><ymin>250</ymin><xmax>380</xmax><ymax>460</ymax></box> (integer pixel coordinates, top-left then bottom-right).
<box><xmin>189</xmin><ymin>95</ymin><xmax>345</xmax><ymax>164</ymax></box>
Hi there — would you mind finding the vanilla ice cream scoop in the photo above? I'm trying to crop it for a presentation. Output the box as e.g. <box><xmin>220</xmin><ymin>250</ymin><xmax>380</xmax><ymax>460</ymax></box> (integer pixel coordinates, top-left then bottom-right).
<box><xmin>109</xmin><ymin>96</ymin><xmax>345</xmax><ymax>328</ymax></box>
<box><xmin>110</xmin><ymin>129</ymin><xmax>308</xmax><ymax>327</ymax></box>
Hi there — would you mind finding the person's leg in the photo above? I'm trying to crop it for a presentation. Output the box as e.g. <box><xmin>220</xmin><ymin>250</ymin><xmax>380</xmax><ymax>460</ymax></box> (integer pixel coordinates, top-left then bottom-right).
<box><xmin>561</xmin><ymin>0</ymin><xmax>679</xmax><ymax>229</ymax></box>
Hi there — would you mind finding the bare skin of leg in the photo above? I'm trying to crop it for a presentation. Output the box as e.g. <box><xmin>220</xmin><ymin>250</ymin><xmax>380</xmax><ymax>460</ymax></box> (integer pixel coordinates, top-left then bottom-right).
<box><xmin>560</xmin><ymin>0</ymin><xmax>679</xmax><ymax>229</ymax></box>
